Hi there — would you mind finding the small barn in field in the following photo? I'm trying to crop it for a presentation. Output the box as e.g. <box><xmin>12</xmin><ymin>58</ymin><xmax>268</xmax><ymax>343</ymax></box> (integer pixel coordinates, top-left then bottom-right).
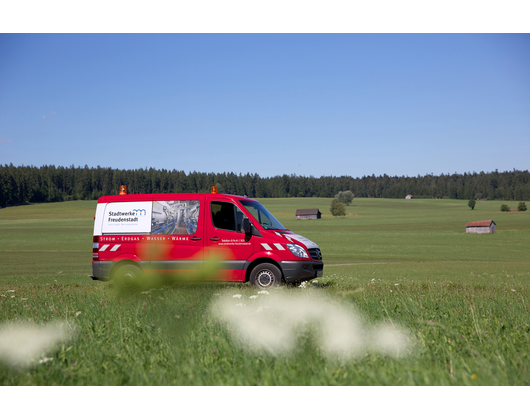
<box><xmin>295</xmin><ymin>209</ymin><xmax>321</xmax><ymax>220</ymax></box>
<box><xmin>465</xmin><ymin>220</ymin><xmax>496</xmax><ymax>234</ymax></box>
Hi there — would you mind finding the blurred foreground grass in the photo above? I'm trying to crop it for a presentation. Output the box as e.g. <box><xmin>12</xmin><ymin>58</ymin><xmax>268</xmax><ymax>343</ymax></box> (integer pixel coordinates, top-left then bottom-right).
<box><xmin>1</xmin><ymin>276</ymin><xmax>528</xmax><ymax>385</ymax></box>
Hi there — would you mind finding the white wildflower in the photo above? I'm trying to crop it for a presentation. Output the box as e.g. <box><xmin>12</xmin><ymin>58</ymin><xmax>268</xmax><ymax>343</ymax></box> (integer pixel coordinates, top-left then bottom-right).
<box><xmin>140</xmin><ymin>291</ymin><xmax>150</xmax><ymax>294</ymax></box>
<box><xmin>299</xmin><ymin>281</ymin><xmax>308</xmax><ymax>288</ymax></box>
<box><xmin>158</xmin><ymin>297</ymin><xmax>164</xmax><ymax>300</ymax></box>
<box><xmin>212</xmin><ymin>292</ymin><xmax>412</xmax><ymax>358</ymax></box>
<box><xmin>258</xmin><ymin>291</ymin><xmax>269</xmax><ymax>295</ymax></box>
<box><xmin>10</xmin><ymin>296</ymin><xmax>15</xmax><ymax>299</ymax></box>
<box><xmin>394</xmin><ymin>284</ymin><xmax>399</xmax><ymax>286</ymax></box>
<box><xmin>75</xmin><ymin>311</ymin><xmax>82</xmax><ymax>317</ymax></box>
<box><xmin>175</xmin><ymin>314</ymin><xmax>181</xmax><ymax>319</ymax></box>
<box><xmin>511</xmin><ymin>289</ymin><xmax>516</xmax><ymax>292</ymax></box>
<box><xmin>1</xmin><ymin>295</ymin><xmax>6</xmax><ymax>298</ymax></box>
<box><xmin>21</xmin><ymin>298</ymin><xmax>28</xmax><ymax>301</ymax></box>
<box><xmin>39</xmin><ymin>357</ymin><xmax>53</xmax><ymax>364</ymax></box>
<box><xmin>0</xmin><ymin>322</ymin><xmax>72</xmax><ymax>368</ymax></box>
<box><xmin>232</xmin><ymin>294</ymin><xmax>242</xmax><ymax>299</ymax></box>
<box><xmin>249</xmin><ymin>295</ymin><xmax>258</xmax><ymax>299</ymax></box>
<box><xmin>312</xmin><ymin>280</ymin><xmax>318</xmax><ymax>284</ymax></box>
<box><xmin>6</xmin><ymin>290</ymin><xmax>15</xmax><ymax>293</ymax></box>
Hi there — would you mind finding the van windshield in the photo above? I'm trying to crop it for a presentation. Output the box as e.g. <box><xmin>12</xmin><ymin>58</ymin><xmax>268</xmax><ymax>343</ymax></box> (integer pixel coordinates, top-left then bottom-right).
<box><xmin>240</xmin><ymin>200</ymin><xmax>287</xmax><ymax>231</ymax></box>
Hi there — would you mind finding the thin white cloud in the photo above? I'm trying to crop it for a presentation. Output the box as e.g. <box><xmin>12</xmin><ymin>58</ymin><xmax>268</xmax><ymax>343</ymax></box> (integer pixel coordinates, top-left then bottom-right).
<box><xmin>42</xmin><ymin>111</ymin><xmax>57</xmax><ymax>120</ymax></box>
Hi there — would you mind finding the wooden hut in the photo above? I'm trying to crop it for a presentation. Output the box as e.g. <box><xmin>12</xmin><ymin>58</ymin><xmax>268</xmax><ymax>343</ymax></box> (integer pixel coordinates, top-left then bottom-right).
<box><xmin>295</xmin><ymin>209</ymin><xmax>321</xmax><ymax>220</ymax></box>
<box><xmin>465</xmin><ymin>220</ymin><xmax>496</xmax><ymax>234</ymax></box>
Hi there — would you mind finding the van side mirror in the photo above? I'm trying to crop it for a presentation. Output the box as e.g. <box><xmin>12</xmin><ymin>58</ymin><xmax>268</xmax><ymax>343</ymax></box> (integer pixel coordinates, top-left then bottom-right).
<box><xmin>242</xmin><ymin>218</ymin><xmax>251</xmax><ymax>234</ymax></box>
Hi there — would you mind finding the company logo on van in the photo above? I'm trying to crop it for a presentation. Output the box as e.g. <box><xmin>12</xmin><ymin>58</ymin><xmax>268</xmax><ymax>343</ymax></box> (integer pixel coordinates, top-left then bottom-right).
<box><xmin>107</xmin><ymin>209</ymin><xmax>145</xmax><ymax>223</ymax></box>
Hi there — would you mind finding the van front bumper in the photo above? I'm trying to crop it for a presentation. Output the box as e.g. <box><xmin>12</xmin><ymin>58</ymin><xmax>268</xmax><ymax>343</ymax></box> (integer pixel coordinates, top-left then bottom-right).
<box><xmin>278</xmin><ymin>261</ymin><xmax>324</xmax><ymax>283</ymax></box>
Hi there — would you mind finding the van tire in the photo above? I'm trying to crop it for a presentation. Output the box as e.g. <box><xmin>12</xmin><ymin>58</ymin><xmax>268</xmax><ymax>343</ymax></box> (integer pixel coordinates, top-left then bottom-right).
<box><xmin>250</xmin><ymin>263</ymin><xmax>282</xmax><ymax>289</ymax></box>
<box><xmin>114</xmin><ymin>264</ymin><xmax>143</xmax><ymax>288</ymax></box>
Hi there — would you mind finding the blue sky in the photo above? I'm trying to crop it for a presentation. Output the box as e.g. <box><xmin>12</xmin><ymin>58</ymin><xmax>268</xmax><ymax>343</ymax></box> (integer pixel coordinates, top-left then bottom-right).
<box><xmin>1</xmin><ymin>33</ymin><xmax>529</xmax><ymax>178</ymax></box>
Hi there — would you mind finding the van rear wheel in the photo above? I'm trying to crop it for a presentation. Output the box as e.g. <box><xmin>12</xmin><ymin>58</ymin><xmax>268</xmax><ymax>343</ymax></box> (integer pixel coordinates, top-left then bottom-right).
<box><xmin>250</xmin><ymin>263</ymin><xmax>282</xmax><ymax>289</ymax></box>
<box><xmin>114</xmin><ymin>264</ymin><xmax>143</xmax><ymax>288</ymax></box>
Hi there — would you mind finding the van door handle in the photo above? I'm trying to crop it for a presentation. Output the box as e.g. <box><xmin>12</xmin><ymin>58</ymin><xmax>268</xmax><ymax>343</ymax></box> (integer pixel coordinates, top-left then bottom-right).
<box><xmin>209</xmin><ymin>237</ymin><xmax>220</xmax><ymax>241</ymax></box>
<box><xmin>191</xmin><ymin>237</ymin><xmax>201</xmax><ymax>241</ymax></box>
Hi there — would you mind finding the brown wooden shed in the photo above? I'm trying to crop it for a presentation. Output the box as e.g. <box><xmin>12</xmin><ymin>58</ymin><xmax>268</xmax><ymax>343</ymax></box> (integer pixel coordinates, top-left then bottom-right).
<box><xmin>295</xmin><ymin>209</ymin><xmax>321</xmax><ymax>220</ymax></box>
<box><xmin>465</xmin><ymin>220</ymin><xmax>496</xmax><ymax>234</ymax></box>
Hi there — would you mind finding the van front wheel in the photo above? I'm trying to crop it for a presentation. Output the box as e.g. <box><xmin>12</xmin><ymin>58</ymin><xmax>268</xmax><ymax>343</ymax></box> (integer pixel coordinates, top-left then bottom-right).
<box><xmin>250</xmin><ymin>263</ymin><xmax>283</xmax><ymax>289</ymax></box>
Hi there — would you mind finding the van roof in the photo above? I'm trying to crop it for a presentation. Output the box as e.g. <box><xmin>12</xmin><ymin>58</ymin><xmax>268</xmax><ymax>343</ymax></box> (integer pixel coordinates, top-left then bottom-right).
<box><xmin>97</xmin><ymin>193</ymin><xmax>256</xmax><ymax>204</ymax></box>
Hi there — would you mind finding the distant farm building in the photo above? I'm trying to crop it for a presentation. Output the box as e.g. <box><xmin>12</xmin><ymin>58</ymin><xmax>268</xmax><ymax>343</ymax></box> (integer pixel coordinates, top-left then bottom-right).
<box><xmin>405</xmin><ymin>195</ymin><xmax>413</xmax><ymax>199</ymax></box>
<box><xmin>465</xmin><ymin>220</ymin><xmax>496</xmax><ymax>234</ymax></box>
<box><xmin>295</xmin><ymin>209</ymin><xmax>321</xmax><ymax>220</ymax></box>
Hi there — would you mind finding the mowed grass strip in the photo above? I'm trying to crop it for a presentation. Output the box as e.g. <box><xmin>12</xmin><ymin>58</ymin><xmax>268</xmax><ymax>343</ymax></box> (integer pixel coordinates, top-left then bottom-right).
<box><xmin>0</xmin><ymin>202</ymin><xmax>94</xmax><ymax>277</ymax></box>
<box><xmin>262</xmin><ymin>197</ymin><xmax>530</xmax><ymax>264</ymax></box>
<box><xmin>0</xmin><ymin>198</ymin><xmax>529</xmax><ymax>385</ymax></box>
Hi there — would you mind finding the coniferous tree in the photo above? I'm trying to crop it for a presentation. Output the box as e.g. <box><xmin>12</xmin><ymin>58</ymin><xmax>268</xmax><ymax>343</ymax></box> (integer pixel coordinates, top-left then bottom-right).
<box><xmin>1</xmin><ymin>165</ymin><xmax>530</xmax><ymax>206</ymax></box>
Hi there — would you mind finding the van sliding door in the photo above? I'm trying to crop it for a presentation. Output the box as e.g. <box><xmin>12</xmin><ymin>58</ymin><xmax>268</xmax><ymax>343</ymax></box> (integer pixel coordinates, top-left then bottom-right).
<box><xmin>149</xmin><ymin>195</ymin><xmax>204</xmax><ymax>276</ymax></box>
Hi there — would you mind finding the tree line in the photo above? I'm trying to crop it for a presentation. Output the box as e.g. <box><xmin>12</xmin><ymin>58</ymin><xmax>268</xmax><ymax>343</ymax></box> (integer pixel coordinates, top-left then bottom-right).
<box><xmin>0</xmin><ymin>164</ymin><xmax>529</xmax><ymax>207</ymax></box>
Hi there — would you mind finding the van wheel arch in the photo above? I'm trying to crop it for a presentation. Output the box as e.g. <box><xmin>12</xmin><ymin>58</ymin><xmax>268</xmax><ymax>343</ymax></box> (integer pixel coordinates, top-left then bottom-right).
<box><xmin>245</xmin><ymin>258</ymin><xmax>284</xmax><ymax>284</ymax></box>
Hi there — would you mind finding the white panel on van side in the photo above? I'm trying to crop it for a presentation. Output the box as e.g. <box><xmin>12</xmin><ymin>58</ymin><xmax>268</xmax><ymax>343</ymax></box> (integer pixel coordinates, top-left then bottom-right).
<box><xmin>101</xmin><ymin>202</ymin><xmax>153</xmax><ymax>234</ymax></box>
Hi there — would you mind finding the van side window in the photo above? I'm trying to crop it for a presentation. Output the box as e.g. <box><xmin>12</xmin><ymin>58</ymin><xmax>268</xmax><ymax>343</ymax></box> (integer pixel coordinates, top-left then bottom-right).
<box><xmin>211</xmin><ymin>201</ymin><xmax>247</xmax><ymax>233</ymax></box>
<box><xmin>151</xmin><ymin>200</ymin><xmax>200</xmax><ymax>235</ymax></box>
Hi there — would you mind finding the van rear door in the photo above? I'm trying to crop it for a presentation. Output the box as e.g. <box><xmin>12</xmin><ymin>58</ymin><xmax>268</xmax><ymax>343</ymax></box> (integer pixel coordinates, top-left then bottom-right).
<box><xmin>98</xmin><ymin>200</ymin><xmax>152</xmax><ymax>266</ymax></box>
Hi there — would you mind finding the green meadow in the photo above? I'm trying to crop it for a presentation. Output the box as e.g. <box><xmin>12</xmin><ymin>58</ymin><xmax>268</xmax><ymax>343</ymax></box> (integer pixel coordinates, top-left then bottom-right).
<box><xmin>0</xmin><ymin>198</ymin><xmax>529</xmax><ymax>385</ymax></box>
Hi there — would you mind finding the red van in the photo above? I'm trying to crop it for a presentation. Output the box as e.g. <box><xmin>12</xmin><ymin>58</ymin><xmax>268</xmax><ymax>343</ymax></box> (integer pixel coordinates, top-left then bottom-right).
<box><xmin>91</xmin><ymin>189</ymin><xmax>323</xmax><ymax>288</ymax></box>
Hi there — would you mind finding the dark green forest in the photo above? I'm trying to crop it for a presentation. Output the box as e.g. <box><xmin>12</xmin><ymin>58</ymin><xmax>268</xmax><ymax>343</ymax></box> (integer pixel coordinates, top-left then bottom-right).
<box><xmin>1</xmin><ymin>164</ymin><xmax>529</xmax><ymax>207</ymax></box>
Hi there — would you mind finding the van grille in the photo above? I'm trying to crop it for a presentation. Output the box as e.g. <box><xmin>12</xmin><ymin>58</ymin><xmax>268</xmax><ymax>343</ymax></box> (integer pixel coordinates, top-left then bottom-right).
<box><xmin>308</xmin><ymin>248</ymin><xmax>322</xmax><ymax>261</ymax></box>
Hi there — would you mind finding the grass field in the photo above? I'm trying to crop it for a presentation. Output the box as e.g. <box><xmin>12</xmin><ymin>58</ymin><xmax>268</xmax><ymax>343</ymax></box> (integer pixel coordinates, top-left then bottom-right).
<box><xmin>0</xmin><ymin>198</ymin><xmax>529</xmax><ymax>385</ymax></box>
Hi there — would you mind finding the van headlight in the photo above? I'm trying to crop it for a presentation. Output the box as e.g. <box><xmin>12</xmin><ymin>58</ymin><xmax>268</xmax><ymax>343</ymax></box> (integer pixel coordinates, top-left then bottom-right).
<box><xmin>286</xmin><ymin>243</ymin><xmax>309</xmax><ymax>259</ymax></box>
